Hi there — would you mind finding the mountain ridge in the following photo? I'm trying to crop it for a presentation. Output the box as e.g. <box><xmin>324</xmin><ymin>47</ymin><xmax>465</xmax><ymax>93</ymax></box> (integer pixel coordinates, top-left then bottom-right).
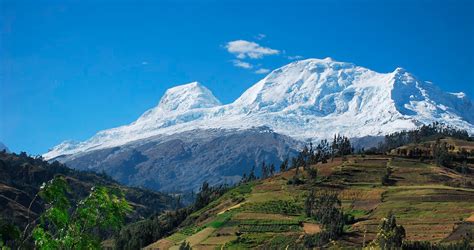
<box><xmin>43</xmin><ymin>58</ymin><xmax>474</xmax><ymax>160</ymax></box>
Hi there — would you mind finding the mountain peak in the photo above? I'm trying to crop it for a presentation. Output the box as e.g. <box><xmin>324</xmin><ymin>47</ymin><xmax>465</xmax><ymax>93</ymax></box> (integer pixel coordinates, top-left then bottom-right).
<box><xmin>43</xmin><ymin>58</ymin><xmax>474</xmax><ymax>160</ymax></box>
<box><xmin>157</xmin><ymin>81</ymin><xmax>221</xmax><ymax>112</ymax></box>
<box><xmin>394</xmin><ymin>67</ymin><xmax>406</xmax><ymax>73</ymax></box>
<box><xmin>233</xmin><ymin>57</ymin><xmax>363</xmax><ymax>112</ymax></box>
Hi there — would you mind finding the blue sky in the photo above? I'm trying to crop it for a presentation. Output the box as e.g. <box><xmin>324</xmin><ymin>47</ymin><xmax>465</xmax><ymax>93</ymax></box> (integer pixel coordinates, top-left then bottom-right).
<box><xmin>1</xmin><ymin>0</ymin><xmax>473</xmax><ymax>155</ymax></box>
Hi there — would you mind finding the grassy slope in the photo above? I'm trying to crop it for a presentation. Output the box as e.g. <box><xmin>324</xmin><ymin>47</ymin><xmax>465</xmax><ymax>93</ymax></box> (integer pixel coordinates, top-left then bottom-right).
<box><xmin>145</xmin><ymin>155</ymin><xmax>474</xmax><ymax>249</ymax></box>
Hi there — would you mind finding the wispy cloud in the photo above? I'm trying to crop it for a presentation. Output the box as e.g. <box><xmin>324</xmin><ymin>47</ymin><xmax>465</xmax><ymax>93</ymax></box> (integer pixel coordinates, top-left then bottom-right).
<box><xmin>287</xmin><ymin>55</ymin><xmax>303</xmax><ymax>60</ymax></box>
<box><xmin>225</xmin><ymin>40</ymin><xmax>279</xmax><ymax>59</ymax></box>
<box><xmin>255</xmin><ymin>68</ymin><xmax>270</xmax><ymax>74</ymax></box>
<box><xmin>232</xmin><ymin>59</ymin><xmax>253</xmax><ymax>69</ymax></box>
<box><xmin>255</xmin><ymin>33</ymin><xmax>266</xmax><ymax>40</ymax></box>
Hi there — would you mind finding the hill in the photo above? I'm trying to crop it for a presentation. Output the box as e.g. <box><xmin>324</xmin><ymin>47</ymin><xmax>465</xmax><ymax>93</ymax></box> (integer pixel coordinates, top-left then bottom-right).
<box><xmin>0</xmin><ymin>151</ymin><xmax>176</xmax><ymax>230</ymax></box>
<box><xmin>144</xmin><ymin>145</ymin><xmax>474</xmax><ymax>248</ymax></box>
<box><xmin>388</xmin><ymin>137</ymin><xmax>474</xmax><ymax>159</ymax></box>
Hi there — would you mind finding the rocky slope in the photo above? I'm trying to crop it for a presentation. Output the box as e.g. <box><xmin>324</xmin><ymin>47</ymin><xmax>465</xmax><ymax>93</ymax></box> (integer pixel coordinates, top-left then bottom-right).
<box><xmin>52</xmin><ymin>127</ymin><xmax>300</xmax><ymax>192</ymax></box>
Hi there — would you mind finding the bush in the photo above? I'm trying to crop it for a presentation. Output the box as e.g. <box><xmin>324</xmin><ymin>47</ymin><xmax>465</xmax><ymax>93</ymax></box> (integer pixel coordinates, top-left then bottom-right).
<box><xmin>381</xmin><ymin>167</ymin><xmax>394</xmax><ymax>186</ymax></box>
<box><xmin>303</xmin><ymin>231</ymin><xmax>332</xmax><ymax>248</ymax></box>
<box><xmin>287</xmin><ymin>176</ymin><xmax>305</xmax><ymax>185</ymax></box>
<box><xmin>32</xmin><ymin>176</ymin><xmax>131</xmax><ymax>250</ymax></box>
<box><xmin>374</xmin><ymin>212</ymin><xmax>406</xmax><ymax>249</ymax></box>
<box><xmin>307</xmin><ymin>168</ymin><xmax>318</xmax><ymax>180</ymax></box>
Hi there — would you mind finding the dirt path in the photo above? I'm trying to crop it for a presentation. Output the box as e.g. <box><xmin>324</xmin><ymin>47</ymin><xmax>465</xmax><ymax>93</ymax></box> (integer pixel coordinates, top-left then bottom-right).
<box><xmin>302</xmin><ymin>223</ymin><xmax>321</xmax><ymax>234</ymax></box>
<box><xmin>217</xmin><ymin>203</ymin><xmax>243</xmax><ymax>215</ymax></box>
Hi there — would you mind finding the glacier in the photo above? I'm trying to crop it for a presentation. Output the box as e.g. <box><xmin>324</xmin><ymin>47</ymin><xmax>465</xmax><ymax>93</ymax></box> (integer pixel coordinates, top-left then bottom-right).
<box><xmin>44</xmin><ymin>57</ymin><xmax>474</xmax><ymax>160</ymax></box>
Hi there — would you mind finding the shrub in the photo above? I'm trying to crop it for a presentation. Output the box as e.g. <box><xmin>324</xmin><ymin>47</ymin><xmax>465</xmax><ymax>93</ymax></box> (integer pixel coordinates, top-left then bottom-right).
<box><xmin>374</xmin><ymin>211</ymin><xmax>406</xmax><ymax>249</ymax></box>
<box><xmin>303</xmin><ymin>231</ymin><xmax>332</xmax><ymax>248</ymax></box>
<box><xmin>32</xmin><ymin>176</ymin><xmax>131</xmax><ymax>250</ymax></box>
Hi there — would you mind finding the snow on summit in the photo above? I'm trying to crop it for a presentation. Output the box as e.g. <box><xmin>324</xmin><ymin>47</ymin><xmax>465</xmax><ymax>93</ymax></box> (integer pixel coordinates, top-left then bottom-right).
<box><xmin>154</xmin><ymin>81</ymin><xmax>221</xmax><ymax>112</ymax></box>
<box><xmin>43</xmin><ymin>58</ymin><xmax>474</xmax><ymax>160</ymax></box>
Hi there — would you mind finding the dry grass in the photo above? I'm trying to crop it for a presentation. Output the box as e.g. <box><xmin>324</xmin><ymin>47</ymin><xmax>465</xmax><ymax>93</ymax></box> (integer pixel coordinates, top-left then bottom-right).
<box><xmin>217</xmin><ymin>203</ymin><xmax>243</xmax><ymax>215</ymax></box>
<box><xmin>201</xmin><ymin>235</ymin><xmax>237</xmax><ymax>245</ymax></box>
<box><xmin>465</xmin><ymin>213</ymin><xmax>474</xmax><ymax>222</ymax></box>
<box><xmin>186</xmin><ymin>227</ymin><xmax>215</xmax><ymax>246</ymax></box>
<box><xmin>302</xmin><ymin>223</ymin><xmax>321</xmax><ymax>234</ymax></box>
<box><xmin>144</xmin><ymin>239</ymin><xmax>174</xmax><ymax>250</ymax></box>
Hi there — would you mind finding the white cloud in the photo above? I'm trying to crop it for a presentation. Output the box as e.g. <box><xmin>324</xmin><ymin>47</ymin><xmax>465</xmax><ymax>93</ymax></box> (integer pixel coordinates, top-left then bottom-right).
<box><xmin>255</xmin><ymin>68</ymin><xmax>270</xmax><ymax>74</ymax></box>
<box><xmin>255</xmin><ymin>33</ymin><xmax>266</xmax><ymax>40</ymax></box>
<box><xmin>225</xmin><ymin>40</ymin><xmax>279</xmax><ymax>59</ymax></box>
<box><xmin>232</xmin><ymin>60</ymin><xmax>253</xmax><ymax>69</ymax></box>
<box><xmin>287</xmin><ymin>55</ymin><xmax>303</xmax><ymax>60</ymax></box>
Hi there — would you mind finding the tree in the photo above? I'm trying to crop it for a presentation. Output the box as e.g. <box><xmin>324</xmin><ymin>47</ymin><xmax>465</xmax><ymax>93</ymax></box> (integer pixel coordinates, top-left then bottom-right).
<box><xmin>306</xmin><ymin>192</ymin><xmax>344</xmax><ymax>239</ymax></box>
<box><xmin>374</xmin><ymin>212</ymin><xmax>406</xmax><ymax>249</ymax></box>
<box><xmin>179</xmin><ymin>241</ymin><xmax>192</xmax><ymax>250</ymax></box>
<box><xmin>307</xmin><ymin>167</ymin><xmax>318</xmax><ymax>185</ymax></box>
<box><xmin>115</xmin><ymin>181</ymin><xmax>228</xmax><ymax>249</ymax></box>
<box><xmin>300</xmin><ymin>145</ymin><xmax>310</xmax><ymax>170</ymax></box>
<box><xmin>31</xmin><ymin>176</ymin><xmax>131</xmax><ymax>250</ymax></box>
<box><xmin>240</xmin><ymin>173</ymin><xmax>247</xmax><ymax>184</ymax></box>
<box><xmin>304</xmin><ymin>192</ymin><xmax>345</xmax><ymax>247</ymax></box>
<box><xmin>331</xmin><ymin>135</ymin><xmax>352</xmax><ymax>159</ymax></box>
<box><xmin>248</xmin><ymin>165</ymin><xmax>257</xmax><ymax>181</ymax></box>
<box><xmin>261</xmin><ymin>161</ymin><xmax>268</xmax><ymax>179</ymax></box>
<box><xmin>279</xmin><ymin>158</ymin><xmax>289</xmax><ymax>172</ymax></box>
<box><xmin>291</xmin><ymin>157</ymin><xmax>298</xmax><ymax>170</ymax></box>
<box><xmin>304</xmin><ymin>190</ymin><xmax>316</xmax><ymax>217</ymax></box>
<box><xmin>381</xmin><ymin>122</ymin><xmax>471</xmax><ymax>152</ymax></box>
<box><xmin>433</xmin><ymin>139</ymin><xmax>452</xmax><ymax>167</ymax></box>
<box><xmin>269</xmin><ymin>163</ymin><xmax>275</xmax><ymax>176</ymax></box>
<box><xmin>307</xmin><ymin>167</ymin><xmax>318</xmax><ymax>180</ymax></box>
<box><xmin>0</xmin><ymin>219</ymin><xmax>20</xmax><ymax>249</ymax></box>
<box><xmin>381</xmin><ymin>167</ymin><xmax>393</xmax><ymax>186</ymax></box>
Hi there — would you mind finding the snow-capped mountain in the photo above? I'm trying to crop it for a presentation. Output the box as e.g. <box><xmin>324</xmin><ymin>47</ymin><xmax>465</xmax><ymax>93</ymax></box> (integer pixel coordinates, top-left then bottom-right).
<box><xmin>44</xmin><ymin>58</ymin><xmax>474</xmax><ymax>160</ymax></box>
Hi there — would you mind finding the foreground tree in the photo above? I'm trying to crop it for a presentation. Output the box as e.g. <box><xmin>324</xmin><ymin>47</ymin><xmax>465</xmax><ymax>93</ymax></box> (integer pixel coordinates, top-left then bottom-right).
<box><xmin>372</xmin><ymin>212</ymin><xmax>406</xmax><ymax>249</ymax></box>
<box><xmin>30</xmin><ymin>176</ymin><xmax>131</xmax><ymax>249</ymax></box>
<box><xmin>303</xmin><ymin>191</ymin><xmax>345</xmax><ymax>248</ymax></box>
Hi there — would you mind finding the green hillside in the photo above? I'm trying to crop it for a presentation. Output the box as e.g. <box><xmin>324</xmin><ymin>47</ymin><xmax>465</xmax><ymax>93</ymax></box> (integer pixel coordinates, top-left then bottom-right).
<box><xmin>0</xmin><ymin>151</ymin><xmax>176</xmax><ymax>235</ymax></box>
<box><xmin>145</xmin><ymin>153</ymin><xmax>474</xmax><ymax>249</ymax></box>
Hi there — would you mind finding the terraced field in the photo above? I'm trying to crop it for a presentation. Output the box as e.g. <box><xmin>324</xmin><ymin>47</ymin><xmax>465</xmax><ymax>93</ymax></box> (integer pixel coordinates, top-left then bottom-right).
<box><xmin>145</xmin><ymin>155</ymin><xmax>474</xmax><ymax>249</ymax></box>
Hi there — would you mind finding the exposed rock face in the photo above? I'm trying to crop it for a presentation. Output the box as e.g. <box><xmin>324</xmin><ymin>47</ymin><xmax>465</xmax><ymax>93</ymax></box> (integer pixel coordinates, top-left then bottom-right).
<box><xmin>54</xmin><ymin>127</ymin><xmax>301</xmax><ymax>192</ymax></box>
